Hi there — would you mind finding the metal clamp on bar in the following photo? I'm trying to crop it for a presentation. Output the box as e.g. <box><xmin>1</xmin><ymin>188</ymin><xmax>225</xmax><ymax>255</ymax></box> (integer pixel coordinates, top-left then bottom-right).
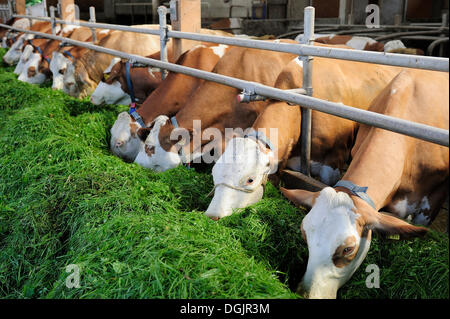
<box><xmin>237</xmin><ymin>87</ymin><xmax>267</xmax><ymax>103</ymax></box>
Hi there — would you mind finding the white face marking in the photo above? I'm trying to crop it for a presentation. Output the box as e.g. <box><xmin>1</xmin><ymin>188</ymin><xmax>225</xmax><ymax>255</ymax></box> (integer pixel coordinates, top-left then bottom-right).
<box><xmin>134</xmin><ymin>116</ymin><xmax>181</xmax><ymax>171</ymax></box>
<box><xmin>17</xmin><ymin>51</ymin><xmax>47</xmax><ymax>84</ymax></box>
<box><xmin>384</xmin><ymin>40</ymin><xmax>406</xmax><ymax>52</ymax></box>
<box><xmin>210</xmin><ymin>44</ymin><xmax>228</xmax><ymax>58</ymax></box>
<box><xmin>301</xmin><ymin>187</ymin><xmax>371</xmax><ymax>299</ymax></box>
<box><xmin>345</xmin><ymin>36</ymin><xmax>376</xmax><ymax>50</ymax></box>
<box><xmin>110</xmin><ymin>112</ymin><xmax>142</xmax><ymax>162</ymax></box>
<box><xmin>103</xmin><ymin>57</ymin><xmax>121</xmax><ymax>74</ymax></box>
<box><xmin>310</xmin><ymin>161</ymin><xmax>341</xmax><ymax>185</ymax></box>
<box><xmin>90</xmin><ymin>81</ymin><xmax>131</xmax><ymax>105</ymax></box>
<box><xmin>391</xmin><ymin>88</ymin><xmax>397</xmax><ymax>95</ymax></box>
<box><xmin>205</xmin><ymin>137</ymin><xmax>272</xmax><ymax>219</ymax></box>
<box><xmin>50</xmin><ymin>51</ymin><xmax>70</xmax><ymax>90</ymax></box>
<box><xmin>99</xmin><ymin>29</ymin><xmax>110</xmax><ymax>35</ymax></box>
<box><xmin>63</xmin><ymin>63</ymin><xmax>77</xmax><ymax>95</ymax></box>
<box><xmin>3</xmin><ymin>34</ymin><xmax>31</xmax><ymax>65</ymax></box>
<box><xmin>14</xmin><ymin>44</ymin><xmax>33</xmax><ymax>75</ymax></box>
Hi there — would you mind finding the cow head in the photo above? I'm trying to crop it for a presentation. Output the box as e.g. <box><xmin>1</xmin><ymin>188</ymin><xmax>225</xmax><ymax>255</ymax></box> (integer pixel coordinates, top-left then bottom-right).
<box><xmin>90</xmin><ymin>58</ymin><xmax>132</xmax><ymax>105</ymax></box>
<box><xmin>3</xmin><ymin>34</ymin><xmax>33</xmax><ymax>65</ymax></box>
<box><xmin>13</xmin><ymin>44</ymin><xmax>33</xmax><ymax>75</ymax></box>
<box><xmin>110</xmin><ymin>111</ymin><xmax>142</xmax><ymax>162</ymax></box>
<box><xmin>63</xmin><ymin>61</ymin><xmax>96</xmax><ymax>98</ymax></box>
<box><xmin>134</xmin><ymin>115</ymin><xmax>182</xmax><ymax>171</ymax></box>
<box><xmin>50</xmin><ymin>51</ymin><xmax>71</xmax><ymax>90</ymax></box>
<box><xmin>17</xmin><ymin>46</ymin><xmax>50</xmax><ymax>84</ymax></box>
<box><xmin>281</xmin><ymin>186</ymin><xmax>428</xmax><ymax>299</ymax></box>
<box><xmin>206</xmin><ymin>137</ymin><xmax>275</xmax><ymax>219</ymax></box>
<box><xmin>384</xmin><ymin>40</ymin><xmax>406</xmax><ymax>53</ymax></box>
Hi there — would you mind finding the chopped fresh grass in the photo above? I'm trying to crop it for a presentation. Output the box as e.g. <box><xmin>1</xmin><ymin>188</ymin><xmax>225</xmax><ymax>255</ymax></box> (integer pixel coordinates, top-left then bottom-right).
<box><xmin>0</xmin><ymin>47</ymin><xmax>448</xmax><ymax>299</ymax></box>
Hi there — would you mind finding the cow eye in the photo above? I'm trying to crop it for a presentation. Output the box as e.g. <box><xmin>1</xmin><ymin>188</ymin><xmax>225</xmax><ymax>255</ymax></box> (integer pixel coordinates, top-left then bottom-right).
<box><xmin>59</xmin><ymin>68</ymin><xmax>66</xmax><ymax>75</ymax></box>
<box><xmin>246</xmin><ymin>178</ymin><xmax>254</xmax><ymax>185</ymax></box>
<box><xmin>343</xmin><ymin>246</ymin><xmax>355</xmax><ymax>255</ymax></box>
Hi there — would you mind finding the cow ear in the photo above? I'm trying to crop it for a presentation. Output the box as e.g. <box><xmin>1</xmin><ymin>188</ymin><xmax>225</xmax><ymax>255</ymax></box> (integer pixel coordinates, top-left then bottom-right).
<box><xmin>280</xmin><ymin>187</ymin><xmax>318</xmax><ymax>209</ymax></box>
<box><xmin>370</xmin><ymin>212</ymin><xmax>428</xmax><ymax>240</ymax></box>
<box><xmin>137</xmin><ymin>127</ymin><xmax>151</xmax><ymax>142</ymax></box>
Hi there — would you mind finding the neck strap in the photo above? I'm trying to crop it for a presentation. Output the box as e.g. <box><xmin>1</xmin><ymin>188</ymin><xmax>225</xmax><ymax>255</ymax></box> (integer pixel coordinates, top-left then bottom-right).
<box><xmin>334</xmin><ymin>180</ymin><xmax>376</xmax><ymax>210</ymax></box>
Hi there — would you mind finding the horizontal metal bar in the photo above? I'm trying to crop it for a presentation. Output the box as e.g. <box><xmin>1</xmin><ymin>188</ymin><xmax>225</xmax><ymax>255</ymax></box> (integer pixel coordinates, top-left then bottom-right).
<box><xmin>291</xmin><ymin>24</ymin><xmax>449</xmax><ymax>31</ymax></box>
<box><xmin>13</xmin><ymin>14</ymin><xmax>162</xmax><ymax>36</ymax></box>
<box><xmin>11</xmin><ymin>14</ymin><xmax>449</xmax><ymax>72</ymax></box>
<box><xmin>1</xmin><ymin>22</ymin><xmax>448</xmax><ymax>147</ymax></box>
<box><xmin>166</xmin><ymin>30</ymin><xmax>449</xmax><ymax>72</ymax></box>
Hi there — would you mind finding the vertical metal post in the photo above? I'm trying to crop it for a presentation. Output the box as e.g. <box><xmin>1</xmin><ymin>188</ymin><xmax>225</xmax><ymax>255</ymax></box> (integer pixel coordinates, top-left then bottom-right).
<box><xmin>7</xmin><ymin>0</ymin><xmax>13</xmax><ymax>17</ymax></box>
<box><xmin>158</xmin><ymin>5</ymin><xmax>169</xmax><ymax>80</ymax></box>
<box><xmin>299</xmin><ymin>6</ymin><xmax>314</xmax><ymax>176</ymax></box>
<box><xmin>89</xmin><ymin>6</ymin><xmax>97</xmax><ymax>43</ymax></box>
<box><xmin>50</xmin><ymin>6</ymin><xmax>56</xmax><ymax>35</ymax></box>
<box><xmin>439</xmin><ymin>13</ymin><xmax>448</xmax><ymax>57</ymax></box>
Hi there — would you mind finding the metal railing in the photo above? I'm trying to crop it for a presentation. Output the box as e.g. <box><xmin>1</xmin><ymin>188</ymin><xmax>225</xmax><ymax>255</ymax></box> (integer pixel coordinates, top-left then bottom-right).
<box><xmin>2</xmin><ymin>5</ymin><xmax>449</xmax><ymax>177</ymax></box>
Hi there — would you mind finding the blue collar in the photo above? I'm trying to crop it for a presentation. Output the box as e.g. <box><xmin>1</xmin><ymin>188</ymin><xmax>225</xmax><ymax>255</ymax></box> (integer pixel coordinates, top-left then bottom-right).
<box><xmin>63</xmin><ymin>50</ymin><xmax>73</xmax><ymax>60</ymax></box>
<box><xmin>34</xmin><ymin>44</ymin><xmax>51</xmax><ymax>64</ymax></box>
<box><xmin>125</xmin><ymin>61</ymin><xmax>136</xmax><ymax>104</ymax></box>
<box><xmin>244</xmin><ymin>130</ymin><xmax>275</xmax><ymax>151</ymax></box>
<box><xmin>170</xmin><ymin>116</ymin><xmax>191</xmax><ymax>169</ymax></box>
<box><xmin>334</xmin><ymin>180</ymin><xmax>377</xmax><ymax>210</ymax></box>
<box><xmin>125</xmin><ymin>61</ymin><xmax>146</xmax><ymax>127</ymax></box>
<box><xmin>128</xmin><ymin>104</ymin><xmax>146</xmax><ymax>128</ymax></box>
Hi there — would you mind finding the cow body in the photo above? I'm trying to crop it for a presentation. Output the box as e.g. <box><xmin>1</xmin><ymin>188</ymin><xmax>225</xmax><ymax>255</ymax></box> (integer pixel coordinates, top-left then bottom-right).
<box><xmin>206</xmin><ymin>43</ymin><xmax>404</xmax><ymax>219</ymax></box>
<box><xmin>307</xmin><ymin>34</ymin><xmax>423</xmax><ymax>55</ymax></box>
<box><xmin>133</xmin><ymin>42</ymin><xmax>297</xmax><ymax>171</ymax></box>
<box><xmin>110</xmin><ymin>43</ymin><xmax>230</xmax><ymax>162</ymax></box>
<box><xmin>90</xmin><ymin>49</ymin><xmax>175</xmax><ymax>106</ymax></box>
<box><xmin>62</xmin><ymin>25</ymin><xmax>165</xmax><ymax>98</ymax></box>
<box><xmin>50</xmin><ymin>28</ymin><xmax>111</xmax><ymax>90</ymax></box>
<box><xmin>281</xmin><ymin>68</ymin><xmax>448</xmax><ymax>299</ymax></box>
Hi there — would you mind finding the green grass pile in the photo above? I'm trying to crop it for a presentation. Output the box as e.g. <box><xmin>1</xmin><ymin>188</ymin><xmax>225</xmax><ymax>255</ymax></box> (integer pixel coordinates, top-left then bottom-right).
<box><xmin>0</xmin><ymin>47</ymin><xmax>448</xmax><ymax>299</ymax></box>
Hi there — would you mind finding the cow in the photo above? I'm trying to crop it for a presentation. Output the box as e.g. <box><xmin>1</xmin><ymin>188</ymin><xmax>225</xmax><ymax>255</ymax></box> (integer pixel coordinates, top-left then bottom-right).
<box><xmin>205</xmin><ymin>43</ymin><xmax>404</xmax><ymax>220</ymax></box>
<box><xmin>50</xmin><ymin>28</ymin><xmax>111</xmax><ymax>90</ymax></box>
<box><xmin>62</xmin><ymin>25</ymin><xmax>167</xmax><ymax>99</ymax></box>
<box><xmin>16</xmin><ymin>25</ymin><xmax>110</xmax><ymax>85</ymax></box>
<box><xmin>133</xmin><ymin>42</ymin><xmax>297</xmax><ymax>172</ymax></box>
<box><xmin>109</xmin><ymin>43</ymin><xmax>230</xmax><ymax>162</ymax></box>
<box><xmin>280</xmin><ymin>68</ymin><xmax>448</xmax><ymax>299</ymax></box>
<box><xmin>2</xmin><ymin>21</ymin><xmax>54</xmax><ymax>65</ymax></box>
<box><xmin>301</xmin><ymin>34</ymin><xmax>422</xmax><ymax>54</ymax></box>
<box><xmin>1</xmin><ymin>17</ymin><xmax>34</xmax><ymax>48</ymax></box>
<box><xmin>89</xmin><ymin>48</ymin><xmax>175</xmax><ymax>106</ymax></box>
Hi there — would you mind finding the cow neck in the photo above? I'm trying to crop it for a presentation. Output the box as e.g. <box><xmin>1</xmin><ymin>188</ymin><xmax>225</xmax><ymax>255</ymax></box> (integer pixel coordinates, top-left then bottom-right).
<box><xmin>334</xmin><ymin>180</ymin><xmax>376</xmax><ymax>210</ymax></box>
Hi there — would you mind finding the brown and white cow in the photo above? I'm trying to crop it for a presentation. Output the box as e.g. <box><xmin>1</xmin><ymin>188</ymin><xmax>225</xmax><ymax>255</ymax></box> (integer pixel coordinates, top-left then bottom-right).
<box><xmin>309</xmin><ymin>34</ymin><xmax>423</xmax><ymax>54</ymax></box>
<box><xmin>50</xmin><ymin>28</ymin><xmax>111</xmax><ymax>90</ymax></box>
<box><xmin>133</xmin><ymin>42</ymin><xmax>297</xmax><ymax>171</ymax></box>
<box><xmin>62</xmin><ymin>26</ymin><xmax>234</xmax><ymax>99</ymax></box>
<box><xmin>17</xmin><ymin>25</ymin><xmax>110</xmax><ymax>85</ymax></box>
<box><xmin>2</xmin><ymin>21</ymin><xmax>53</xmax><ymax>65</ymax></box>
<box><xmin>89</xmin><ymin>48</ymin><xmax>175</xmax><ymax>106</ymax></box>
<box><xmin>62</xmin><ymin>25</ymin><xmax>165</xmax><ymax>99</ymax></box>
<box><xmin>205</xmin><ymin>43</ymin><xmax>404</xmax><ymax>220</ymax></box>
<box><xmin>110</xmin><ymin>43</ymin><xmax>231</xmax><ymax>162</ymax></box>
<box><xmin>281</xmin><ymin>68</ymin><xmax>448</xmax><ymax>299</ymax></box>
